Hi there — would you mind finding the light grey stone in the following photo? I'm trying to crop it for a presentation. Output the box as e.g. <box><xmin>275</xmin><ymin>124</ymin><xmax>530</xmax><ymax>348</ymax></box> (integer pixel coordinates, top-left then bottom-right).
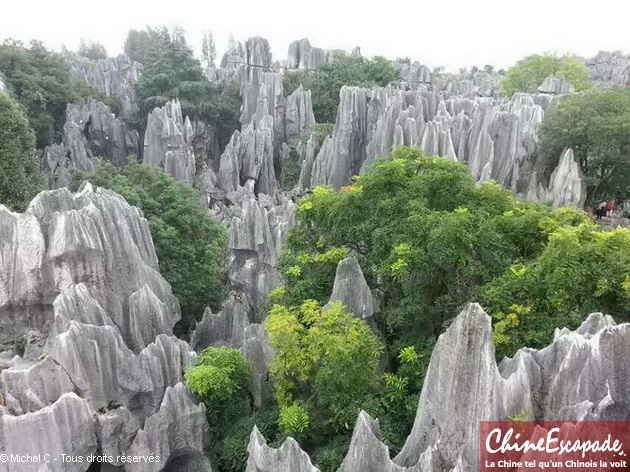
<box><xmin>246</xmin><ymin>427</ymin><xmax>320</xmax><ymax>472</ymax></box>
<box><xmin>127</xmin><ymin>383</ymin><xmax>212</xmax><ymax>472</ymax></box>
<box><xmin>538</xmin><ymin>76</ymin><xmax>575</xmax><ymax>94</ymax></box>
<box><xmin>0</xmin><ymin>393</ymin><xmax>97</xmax><ymax>472</ymax></box>
<box><xmin>143</xmin><ymin>99</ymin><xmax>196</xmax><ymax>184</ymax></box>
<box><xmin>326</xmin><ymin>257</ymin><xmax>376</xmax><ymax>320</ymax></box>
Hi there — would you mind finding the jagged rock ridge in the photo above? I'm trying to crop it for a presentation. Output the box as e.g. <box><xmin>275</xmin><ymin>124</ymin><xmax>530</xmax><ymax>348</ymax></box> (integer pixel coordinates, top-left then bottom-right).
<box><xmin>247</xmin><ymin>304</ymin><xmax>630</xmax><ymax>471</ymax></box>
<box><xmin>0</xmin><ymin>184</ymin><xmax>211</xmax><ymax>471</ymax></box>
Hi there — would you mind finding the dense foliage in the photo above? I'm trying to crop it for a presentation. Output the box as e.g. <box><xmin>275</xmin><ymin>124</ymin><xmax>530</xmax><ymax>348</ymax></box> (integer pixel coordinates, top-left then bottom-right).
<box><xmin>185</xmin><ymin>347</ymin><xmax>277</xmax><ymax>472</ymax></box>
<box><xmin>501</xmin><ymin>53</ymin><xmax>592</xmax><ymax>96</ymax></box>
<box><xmin>266</xmin><ymin>147</ymin><xmax>598</xmax><ymax>469</ymax></box>
<box><xmin>280</xmin><ymin>147</ymin><xmax>559</xmax><ymax>346</ymax></box>
<box><xmin>539</xmin><ymin>87</ymin><xmax>630</xmax><ymax>202</ymax></box>
<box><xmin>78</xmin><ymin>39</ymin><xmax>108</xmax><ymax>61</ymax></box>
<box><xmin>264</xmin><ymin>300</ymin><xmax>383</xmax><ymax>436</ymax></box>
<box><xmin>186</xmin><ymin>347</ymin><xmax>252</xmax><ymax>425</ymax></box>
<box><xmin>132</xmin><ymin>31</ymin><xmax>241</xmax><ymax>148</ymax></box>
<box><xmin>0</xmin><ymin>92</ymin><xmax>46</xmax><ymax>211</ymax></box>
<box><xmin>70</xmin><ymin>159</ymin><xmax>227</xmax><ymax>335</ymax></box>
<box><xmin>123</xmin><ymin>26</ymin><xmax>175</xmax><ymax>64</ymax></box>
<box><xmin>483</xmin><ymin>216</ymin><xmax>630</xmax><ymax>358</ymax></box>
<box><xmin>0</xmin><ymin>39</ymin><xmax>102</xmax><ymax>148</ymax></box>
<box><xmin>284</xmin><ymin>52</ymin><xmax>398</xmax><ymax>123</ymax></box>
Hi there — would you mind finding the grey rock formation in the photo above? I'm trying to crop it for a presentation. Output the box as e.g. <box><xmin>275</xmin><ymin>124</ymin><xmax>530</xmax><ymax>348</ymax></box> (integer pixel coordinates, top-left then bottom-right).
<box><xmin>246</xmin><ymin>427</ymin><xmax>320</xmax><ymax>472</ymax></box>
<box><xmin>128</xmin><ymin>383</ymin><xmax>211</xmax><ymax>471</ymax></box>
<box><xmin>326</xmin><ymin>257</ymin><xmax>377</xmax><ymax>320</ymax></box>
<box><xmin>300</xmin><ymin>82</ymin><xmax>575</xmax><ymax>203</ymax></box>
<box><xmin>68</xmin><ymin>53</ymin><xmax>141</xmax><ymax>119</ymax></box>
<box><xmin>143</xmin><ymin>99</ymin><xmax>196</xmax><ymax>184</ymax></box>
<box><xmin>285</xmin><ymin>86</ymin><xmax>316</xmax><ymax>143</ymax></box>
<box><xmin>587</xmin><ymin>50</ymin><xmax>630</xmax><ymax>88</ymax></box>
<box><xmin>191</xmin><ymin>294</ymin><xmax>252</xmax><ymax>350</ymax></box>
<box><xmin>538</xmin><ymin>76</ymin><xmax>575</xmax><ymax>94</ymax></box>
<box><xmin>41</xmin><ymin>99</ymin><xmax>139</xmax><ymax>188</ymax></box>
<box><xmin>308</xmin><ymin>86</ymin><xmax>370</xmax><ymax>188</ymax></box>
<box><xmin>0</xmin><ymin>76</ymin><xmax>5</xmax><ymax>92</ymax></box>
<box><xmin>239</xmin><ymin>37</ymin><xmax>276</xmax><ymax>126</ymax></box>
<box><xmin>395</xmin><ymin>60</ymin><xmax>433</xmax><ymax>84</ymax></box>
<box><xmin>545</xmin><ymin>148</ymin><xmax>585</xmax><ymax>208</ymax></box>
<box><xmin>226</xmin><ymin>183</ymin><xmax>295</xmax><ymax>310</ymax></box>
<box><xmin>0</xmin><ymin>184</ymin><xmax>210</xmax><ymax>470</ymax></box>
<box><xmin>338</xmin><ymin>411</ymin><xmax>422</xmax><ymax>472</ymax></box>
<box><xmin>286</xmin><ymin>38</ymin><xmax>331</xmax><ymax>70</ymax></box>
<box><xmin>247</xmin><ymin>304</ymin><xmax>630</xmax><ymax>471</ymax></box>
<box><xmin>0</xmin><ymin>393</ymin><xmax>97</xmax><ymax>472</ymax></box>
<box><xmin>191</xmin><ymin>182</ymin><xmax>294</xmax><ymax>403</ymax></box>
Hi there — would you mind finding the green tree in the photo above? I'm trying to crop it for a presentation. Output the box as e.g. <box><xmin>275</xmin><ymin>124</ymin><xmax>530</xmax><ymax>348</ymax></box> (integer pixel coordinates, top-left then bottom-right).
<box><xmin>0</xmin><ymin>92</ymin><xmax>46</xmax><ymax>211</ymax></box>
<box><xmin>501</xmin><ymin>53</ymin><xmax>592</xmax><ymax>96</ymax></box>
<box><xmin>0</xmin><ymin>39</ymin><xmax>103</xmax><ymax>148</ymax></box>
<box><xmin>186</xmin><ymin>347</ymin><xmax>252</xmax><ymax>425</ymax></box>
<box><xmin>483</xmin><ymin>219</ymin><xmax>630</xmax><ymax>359</ymax></box>
<box><xmin>186</xmin><ymin>346</ymin><xmax>270</xmax><ymax>472</ymax></box>
<box><xmin>132</xmin><ymin>34</ymin><xmax>241</xmax><ymax>148</ymax></box>
<box><xmin>284</xmin><ymin>52</ymin><xmax>398</xmax><ymax>123</ymax></box>
<box><xmin>201</xmin><ymin>32</ymin><xmax>217</xmax><ymax>68</ymax></box>
<box><xmin>264</xmin><ymin>300</ymin><xmax>383</xmax><ymax>437</ymax></box>
<box><xmin>78</xmin><ymin>39</ymin><xmax>108</xmax><ymax>61</ymax></box>
<box><xmin>70</xmin><ymin>159</ymin><xmax>227</xmax><ymax>335</ymax></box>
<box><xmin>539</xmin><ymin>88</ymin><xmax>630</xmax><ymax>201</ymax></box>
<box><xmin>123</xmin><ymin>26</ymin><xmax>170</xmax><ymax>64</ymax></box>
<box><xmin>280</xmin><ymin>147</ymin><xmax>558</xmax><ymax>344</ymax></box>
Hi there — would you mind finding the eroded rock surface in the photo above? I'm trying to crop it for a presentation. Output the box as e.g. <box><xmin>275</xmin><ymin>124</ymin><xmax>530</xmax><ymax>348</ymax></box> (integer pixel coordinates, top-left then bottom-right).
<box><xmin>0</xmin><ymin>184</ymin><xmax>210</xmax><ymax>471</ymax></box>
<box><xmin>248</xmin><ymin>304</ymin><xmax>630</xmax><ymax>471</ymax></box>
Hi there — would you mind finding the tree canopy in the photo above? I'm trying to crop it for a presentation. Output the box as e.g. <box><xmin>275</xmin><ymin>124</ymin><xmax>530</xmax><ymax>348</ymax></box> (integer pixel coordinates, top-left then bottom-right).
<box><xmin>483</xmin><ymin>216</ymin><xmax>630</xmax><ymax>358</ymax></box>
<box><xmin>284</xmin><ymin>52</ymin><xmax>398</xmax><ymax>123</ymax></box>
<box><xmin>501</xmin><ymin>53</ymin><xmax>592</xmax><ymax>96</ymax></box>
<box><xmin>539</xmin><ymin>87</ymin><xmax>630</xmax><ymax>201</ymax></box>
<box><xmin>0</xmin><ymin>39</ymin><xmax>103</xmax><ymax>148</ymax></box>
<box><xmin>280</xmin><ymin>147</ymin><xmax>562</xmax><ymax>345</ymax></box>
<box><xmin>70</xmin><ymin>159</ymin><xmax>228</xmax><ymax>335</ymax></box>
<box><xmin>132</xmin><ymin>31</ymin><xmax>241</xmax><ymax>148</ymax></box>
<box><xmin>264</xmin><ymin>300</ymin><xmax>383</xmax><ymax>436</ymax></box>
<box><xmin>0</xmin><ymin>92</ymin><xmax>46</xmax><ymax>211</ymax></box>
<box><xmin>78</xmin><ymin>39</ymin><xmax>108</xmax><ymax>61</ymax></box>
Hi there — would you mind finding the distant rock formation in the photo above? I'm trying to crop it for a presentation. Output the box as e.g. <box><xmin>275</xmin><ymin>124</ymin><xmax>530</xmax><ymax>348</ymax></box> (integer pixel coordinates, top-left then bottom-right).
<box><xmin>67</xmin><ymin>53</ymin><xmax>141</xmax><ymax>119</ymax></box>
<box><xmin>143</xmin><ymin>99</ymin><xmax>196</xmax><ymax>184</ymax></box>
<box><xmin>286</xmin><ymin>38</ymin><xmax>332</xmax><ymax>70</ymax></box>
<box><xmin>41</xmin><ymin>98</ymin><xmax>139</xmax><ymax>188</ymax></box>
<box><xmin>587</xmin><ymin>50</ymin><xmax>630</xmax><ymax>88</ymax></box>
<box><xmin>300</xmin><ymin>85</ymin><xmax>554</xmax><ymax>197</ymax></box>
<box><xmin>248</xmin><ymin>304</ymin><xmax>630</xmax><ymax>471</ymax></box>
<box><xmin>538</xmin><ymin>76</ymin><xmax>575</xmax><ymax>94</ymax></box>
<box><xmin>395</xmin><ymin>60</ymin><xmax>433</xmax><ymax>85</ymax></box>
<box><xmin>0</xmin><ymin>184</ymin><xmax>211</xmax><ymax>470</ymax></box>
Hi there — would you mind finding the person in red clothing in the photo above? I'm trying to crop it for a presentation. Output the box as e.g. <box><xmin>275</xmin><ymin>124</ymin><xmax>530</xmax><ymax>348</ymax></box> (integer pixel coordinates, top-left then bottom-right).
<box><xmin>607</xmin><ymin>200</ymin><xmax>615</xmax><ymax>218</ymax></box>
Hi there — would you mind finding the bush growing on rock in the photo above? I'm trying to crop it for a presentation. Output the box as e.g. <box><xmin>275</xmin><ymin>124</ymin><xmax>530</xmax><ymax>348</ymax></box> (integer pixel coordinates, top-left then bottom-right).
<box><xmin>265</xmin><ymin>301</ymin><xmax>383</xmax><ymax>435</ymax></box>
<box><xmin>70</xmin><ymin>159</ymin><xmax>228</xmax><ymax>335</ymax></box>
<box><xmin>501</xmin><ymin>53</ymin><xmax>591</xmax><ymax>96</ymax></box>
